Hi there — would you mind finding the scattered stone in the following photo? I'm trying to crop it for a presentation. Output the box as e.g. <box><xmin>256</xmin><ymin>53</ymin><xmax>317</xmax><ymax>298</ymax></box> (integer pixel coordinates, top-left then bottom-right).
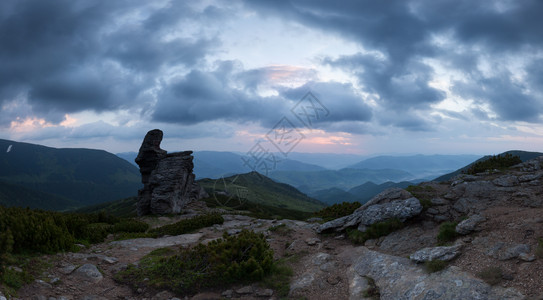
<box><xmin>327</xmin><ymin>275</ymin><xmax>341</xmax><ymax>285</ymax></box>
<box><xmin>519</xmin><ymin>253</ymin><xmax>536</xmax><ymax>262</ymax></box>
<box><xmin>312</xmin><ymin>252</ymin><xmax>331</xmax><ymax>266</ymax></box>
<box><xmin>135</xmin><ymin>129</ymin><xmax>207</xmax><ymax>216</ymax></box>
<box><xmin>320</xmin><ymin>261</ymin><xmax>338</xmax><ymax>272</ymax></box>
<box><xmin>410</xmin><ymin>244</ymin><xmax>462</xmax><ymax>263</ymax></box>
<box><xmin>153</xmin><ymin>290</ymin><xmax>175</xmax><ymax>299</ymax></box>
<box><xmin>226</xmin><ymin>228</ymin><xmax>242</xmax><ymax>236</ymax></box>
<box><xmin>73</xmin><ymin>264</ymin><xmax>103</xmax><ymax>284</ymax></box>
<box><xmin>305</xmin><ymin>237</ymin><xmax>321</xmax><ymax>246</ymax></box>
<box><xmin>236</xmin><ymin>286</ymin><xmax>253</xmax><ymax>295</ymax></box>
<box><xmin>35</xmin><ymin>279</ymin><xmax>53</xmax><ymax>289</ymax></box>
<box><xmin>255</xmin><ymin>288</ymin><xmax>274</xmax><ymax>297</ymax></box>
<box><xmin>498</xmin><ymin>244</ymin><xmax>530</xmax><ymax>261</ymax></box>
<box><xmin>221</xmin><ymin>290</ymin><xmax>233</xmax><ymax>298</ymax></box>
<box><xmin>456</xmin><ymin>214</ymin><xmax>485</xmax><ymax>235</ymax></box>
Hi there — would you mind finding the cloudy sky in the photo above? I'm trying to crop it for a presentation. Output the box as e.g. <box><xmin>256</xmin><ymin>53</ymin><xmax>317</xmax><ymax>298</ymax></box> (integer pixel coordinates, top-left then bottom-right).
<box><xmin>1</xmin><ymin>0</ymin><xmax>543</xmax><ymax>156</ymax></box>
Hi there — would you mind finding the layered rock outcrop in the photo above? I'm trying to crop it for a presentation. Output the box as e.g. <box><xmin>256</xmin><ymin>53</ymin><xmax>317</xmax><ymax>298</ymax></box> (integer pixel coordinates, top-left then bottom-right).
<box><xmin>135</xmin><ymin>129</ymin><xmax>207</xmax><ymax>215</ymax></box>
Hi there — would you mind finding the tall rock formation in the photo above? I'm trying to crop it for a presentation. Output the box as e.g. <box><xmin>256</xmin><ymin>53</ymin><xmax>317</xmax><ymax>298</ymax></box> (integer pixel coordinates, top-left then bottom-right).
<box><xmin>135</xmin><ymin>129</ymin><xmax>207</xmax><ymax>216</ymax></box>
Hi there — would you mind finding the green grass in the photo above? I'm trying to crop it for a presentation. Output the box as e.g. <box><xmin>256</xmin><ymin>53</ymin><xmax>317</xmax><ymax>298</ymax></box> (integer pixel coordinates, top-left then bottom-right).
<box><xmin>313</xmin><ymin>201</ymin><xmax>361</xmax><ymax>222</ymax></box>
<box><xmin>203</xmin><ymin>194</ymin><xmax>313</xmax><ymax>220</ymax></box>
<box><xmin>115</xmin><ymin>230</ymin><xmax>274</xmax><ymax>296</ymax></box>
<box><xmin>261</xmin><ymin>258</ymin><xmax>294</xmax><ymax>297</ymax></box>
<box><xmin>405</xmin><ymin>185</ymin><xmax>435</xmax><ymax>211</ymax></box>
<box><xmin>346</xmin><ymin>218</ymin><xmax>404</xmax><ymax>244</ymax></box>
<box><xmin>536</xmin><ymin>239</ymin><xmax>543</xmax><ymax>259</ymax></box>
<box><xmin>477</xmin><ymin>266</ymin><xmax>502</xmax><ymax>285</ymax></box>
<box><xmin>424</xmin><ymin>260</ymin><xmax>448</xmax><ymax>273</ymax></box>
<box><xmin>149</xmin><ymin>213</ymin><xmax>224</xmax><ymax>236</ymax></box>
<box><xmin>198</xmin><ymin>172</ymin><xmax>326</xmax><ymax>213</ymax></box>
<box><xmin>437</xmin><ymin>222</ymin><xmax>458</xmax><ymax>245</ymax></box>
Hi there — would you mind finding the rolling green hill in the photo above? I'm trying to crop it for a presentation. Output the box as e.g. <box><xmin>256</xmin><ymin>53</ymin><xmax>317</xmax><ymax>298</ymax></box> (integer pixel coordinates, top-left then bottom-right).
<box><xmin>0</xmin><ymin>139</ymin><xmax>142</xmax><ymax>209</ymax></box>
<box><xmin>198</xmin><ymin>171</ymin><xmax>326</xmax><ymax>212</ymax></box>
<box><xmin>434</xmin><ymin>150</ymin><xmax>543</xmax><ymax>182</ymax></box>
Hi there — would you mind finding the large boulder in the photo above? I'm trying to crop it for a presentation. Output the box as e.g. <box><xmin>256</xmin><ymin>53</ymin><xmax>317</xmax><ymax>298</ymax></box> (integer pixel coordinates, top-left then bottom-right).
<box><xmin>316</xmin><ymin>197</ymin><xmax>423</xmax><ymax>233</ymax></box>
<box><xmin>136</xmin><ymin>129</ymin><xmax>207</xmax><ymax>215</ymax></box>
<box><xmin>353</xmin><ymin>247</ymin><xmax>524</xmax><ymax>300</ymax></box>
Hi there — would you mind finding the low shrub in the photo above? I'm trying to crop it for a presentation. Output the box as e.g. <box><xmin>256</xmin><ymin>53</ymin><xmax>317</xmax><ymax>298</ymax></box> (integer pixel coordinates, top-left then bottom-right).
<box><xmin>82</xmin><ymin>223</ymin><xmax>112</xmax><ymax>244</ymax></box>
<box><xmin>424</xmin><ymin>260</ymin><xmax>448</xmax><ymax>273</ymax></box>
<box><xmin>116</xmin><ymin>230</ymin><xmax>273</xmax><ymax>295</ymax></box>
<box><xmin>346</xmin><ymin>218</ymin><xmax>404</xmax><ymax>244</ymax></box>
<box><xmin>437</xmin><ymin>222</ymin><xmax>458</xmax><ymax>245</ymax></box>
<box><xmin>477</xmin><ymin>266</ymin><xmax>502</xmax><ymax>285</ymax></box>
<box><xmin>313</xmin><ymin>202</ymin><xmax>361</xmax><ymax>221</ymax></box>
<box><xmin>149</xmin><ymin>213</ymin><xmax>224</xmax><ymax>237</ymax></box>
<box><xmin>465</xmin><ymin>153</ymin><xmax>522</xmax><ymax>175</ymax></box>
<box><xmin>111</xmin><ymin>219</ymin><xmax>149</xmax><ymax>233</ymax></box>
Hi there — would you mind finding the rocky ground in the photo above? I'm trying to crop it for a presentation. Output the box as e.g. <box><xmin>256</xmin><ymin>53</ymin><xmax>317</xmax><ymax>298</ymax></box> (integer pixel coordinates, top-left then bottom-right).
<box><xmin>4</xmin><ymin>157</ymin><xmax>543</xmax><ymax>300</ymax></box>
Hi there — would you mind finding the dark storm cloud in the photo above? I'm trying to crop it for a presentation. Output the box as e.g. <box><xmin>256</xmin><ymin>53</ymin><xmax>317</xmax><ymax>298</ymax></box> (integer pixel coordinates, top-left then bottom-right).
<box><xmin>0</xmin><ymin>0</ymin><xmax>221</xmax><ymax>123</ymax></box>
<box><xmin>244</xmin><ymin>0</ymin><xmax>543</xmax><ymax>124</ymax></box>
<box><xmin>152</xmin><ymin>68</ymin><xmax>289</xmax><ymax>126</ymax></box>
<box><xmin>453</xmin><ymin>74</ymin><xmax>542</xmax><ymax>122</ymax></box>
<box><xmin>281</xmin><ymin>82</ymin><xmax>373</xmax><ymax>124</ymax></box>
<box><xmin>152</xmin><ymin>64</ymin><xmax>373</xmax><ymax>131</ymax></box>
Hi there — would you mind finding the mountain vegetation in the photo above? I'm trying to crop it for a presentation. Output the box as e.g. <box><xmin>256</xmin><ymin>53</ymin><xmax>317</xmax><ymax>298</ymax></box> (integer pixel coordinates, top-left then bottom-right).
<box><xmin>0</xmin><ymin>139</ymin><xmax>141</xmax><ymax>209</ymax></box>
<box><xmin>198</xmin><ymin>172</ymin><xmax>326</xmax><ymax>212</ymax></box>
<box><xmin>434</xmin><ymin>150</ymin><xmax>543</xmax><ymax>181</ymax></box>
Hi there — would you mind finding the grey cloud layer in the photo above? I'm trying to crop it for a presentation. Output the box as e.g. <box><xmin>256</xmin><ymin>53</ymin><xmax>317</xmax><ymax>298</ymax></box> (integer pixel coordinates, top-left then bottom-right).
<box><xmin>1</xmin><ymin>0</ymin><xmax>542</xmax><ymax>136</ymax></box>
<box><xmin>245</xmin><ymin>0</ymin><xmax>543</xmax><ymax>125</ymax></box>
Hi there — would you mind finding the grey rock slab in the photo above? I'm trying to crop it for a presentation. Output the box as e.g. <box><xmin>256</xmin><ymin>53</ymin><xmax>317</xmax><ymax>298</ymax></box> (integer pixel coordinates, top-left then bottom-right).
<box><xmin>348</xmin><ymin>270</ymin><xmax>371</xmax><ymax>300</ymax></box>
<box><xmin>353</xmin><ymin>247</ymin><xmax>524</xmax><ymax>300</ymax></box>
<box><xmin>492</xmin><ymin>175</ymin><xmax>520</xmax><ymax>187</ymax></box>
<box><xmin>235</xmin><ymin>286</ymin><xmax>253</xmax><ymax>294</ymax></box>
<box><xmin>456</xmin><ymin>214</ymin><xmax>486</xmax><ymax>235</ymax></box>
<box><xmin>317</xmin><ymin>197</ymin><xmax>422</xmax><ymax>233</ymax></box>
<box><xmin>359</xmin><ymin>197</ymin><xmax>423</xmax><ymax>226</ymax></box>
<box><xmin>110</xmin><ymin>232</ymin><xmax>203</xmax><ymax>248</ymax></box>
<box><xmin>255</xmin><ymin>288</ymin><xmax>273</xmax><ymax>297</ymax></box>
<box><xmin>410</xmin><ymin>244</ymin><xmax>462</xmax><ymax>263</ymax></box>
<box><xmin>356</xmin><ymin>188</ymin><xmax>413</xmax><ymax>211</ymax></box>
<box><xmin>289</xmin><ymin>272</ymin><xmax>315</xmax><ymax>297</ymax></box>
<box><xmin>73</xmin><ymin>264</ymin><xmax>103</xmax><ymax>284</ymax></box>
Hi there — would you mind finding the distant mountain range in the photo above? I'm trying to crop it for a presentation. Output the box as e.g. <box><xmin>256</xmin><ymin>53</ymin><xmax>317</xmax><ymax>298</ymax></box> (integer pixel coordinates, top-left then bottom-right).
<box><xmin>346</xmin><ymin>154</ymin><xmax>482</xmax><ymax>180</ymax></box>
<box><xmin>117</xmin><ymin>151</ymin><xmax>486</xmax><ymax>201</ymax></box>
<box><xmin>0</xmin><ymin>139</ymin><xmax>141</xmax><ymax>210</ymax></box>
<box><xmin>116</xmin><ymin>151</ymin><xmax>326</xmax><ymax>179</ymax></box>
<box><xmin>309</xmin><ymin>181</ymin><xmax>413</xmax><ymax>205</ymax></box>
